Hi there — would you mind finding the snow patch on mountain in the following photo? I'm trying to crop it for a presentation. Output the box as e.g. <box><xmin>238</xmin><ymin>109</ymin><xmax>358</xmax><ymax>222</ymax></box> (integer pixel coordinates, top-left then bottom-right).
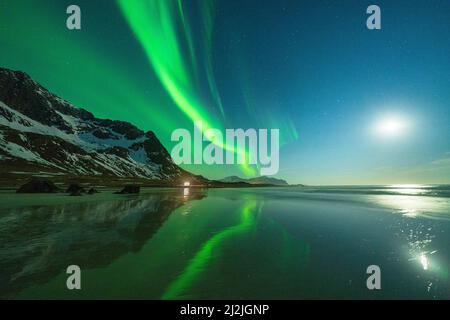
<box><xmin>0</xmin><ymin>140</ymin><xmax>51</xmax><ymax>166</ymax></box>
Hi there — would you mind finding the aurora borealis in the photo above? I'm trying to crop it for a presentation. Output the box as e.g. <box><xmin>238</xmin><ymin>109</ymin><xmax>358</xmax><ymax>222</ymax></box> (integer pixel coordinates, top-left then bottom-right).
<box><xmin>2</xmin><ymin>1</ymin><xmax>450</xmax><ymax>303</ymax></box>
<box><xmin>1</xmin><ymin>0</ymin><xmax>450</xmax><ymax>184</ymax></box>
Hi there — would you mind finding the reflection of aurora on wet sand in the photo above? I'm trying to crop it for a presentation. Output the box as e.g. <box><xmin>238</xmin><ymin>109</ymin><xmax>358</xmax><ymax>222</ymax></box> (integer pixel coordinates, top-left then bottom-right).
<box><xmin>162</xmin><ymin>198</ymin><xmax>260</xmax><ymax>299</ymax></box>
<box><xmin>162</xmin><ymin>196</ymin><xmax>311</xmax><ymax>300</ymax></box>
<box><xmin>1</xmin><ymin>185</ymin><xmax>450</xmax><ymax>299</ymax></box>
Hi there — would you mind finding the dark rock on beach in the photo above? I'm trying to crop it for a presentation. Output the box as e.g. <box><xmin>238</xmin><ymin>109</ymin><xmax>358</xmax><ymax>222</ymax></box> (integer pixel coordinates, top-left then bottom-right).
<box><xmin>69</xmin><ymin>190</ymin><xmax>83</xmax><ymax>196</ymax></box>
<box><xmin>66</xmin><ymin>184</ymin><xmax>86</xmax><ymax>194</ymax></box>
<box><xmin>16</xmin><ymin>179</ymin><xmax>60</xmax><ymax>193</ymax></box>
<box><xmin>87</xmin><ymin>188</ymin><xmax>99</xmax><ymax>195</ymax></box>
<box><xmin>116</xmin><ymin>186</ymin><xmax>140</xmax><ymax>194</ymax></box>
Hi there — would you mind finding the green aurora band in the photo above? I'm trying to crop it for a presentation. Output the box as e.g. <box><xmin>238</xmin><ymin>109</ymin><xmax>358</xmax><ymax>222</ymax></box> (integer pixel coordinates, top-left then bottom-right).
<box><xmin>1</xmin><ymin>0</ymin><xmax>298</xmax><ymax>178</ymax></box>
<box><xmin>118</xmin><ymin>0</ymin><xmax>271</xmax><ymax>176</ymax></box>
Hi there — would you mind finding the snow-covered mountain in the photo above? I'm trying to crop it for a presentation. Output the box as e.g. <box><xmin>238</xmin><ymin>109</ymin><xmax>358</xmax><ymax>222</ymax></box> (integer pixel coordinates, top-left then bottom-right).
<box><xmin>0</xmin><ymin>67</ymin><xmax>191</xmax><ymax>181</ymax></box>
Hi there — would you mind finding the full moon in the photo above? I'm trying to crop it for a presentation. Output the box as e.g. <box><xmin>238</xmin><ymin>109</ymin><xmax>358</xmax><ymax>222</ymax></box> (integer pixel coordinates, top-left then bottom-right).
<box><xmin>373</xmin><ymin>116</ymin><xmax>409</xmax><ymax>138</ymax></box>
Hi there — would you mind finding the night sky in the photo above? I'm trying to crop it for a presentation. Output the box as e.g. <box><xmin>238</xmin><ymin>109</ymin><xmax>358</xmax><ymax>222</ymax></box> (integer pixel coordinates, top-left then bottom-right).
<box><xmin>1</xmin><ymin>0</ymin><xmax>449</xmax><ymax>184</ymax></box>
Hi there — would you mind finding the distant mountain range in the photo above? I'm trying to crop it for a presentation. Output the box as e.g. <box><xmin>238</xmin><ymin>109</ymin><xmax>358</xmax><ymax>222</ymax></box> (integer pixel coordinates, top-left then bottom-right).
<box><xmin>0</xmin><ymin>67</ymin><xmax>198</xmax><ymax>184</ymax></box>
<box><xmin>219</xmin><ymin>175</ymin><xmax>289</xmax><ymax>186</ymax></box>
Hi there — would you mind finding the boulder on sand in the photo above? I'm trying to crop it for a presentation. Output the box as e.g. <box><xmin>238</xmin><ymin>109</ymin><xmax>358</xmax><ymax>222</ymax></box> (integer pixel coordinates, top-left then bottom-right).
<box><xmin>65</xmin><ymin>184</ymin><xmax>86</xmax><ymax>194</ymax></box>
<box><xmin>69</xmin><ymin>190</ymin><xmax>83</xmax><ymax>196</ymax></box>
<box><xmin>87</xmin><ymin>188</ymin><xmax>99</xmax><ymax>195</ymax></box>
<box><xmin>16</xmin><ymin>179</ymin><xmax>60</xmax><ymax>193</ymax></box>
<box><xmin>116</xmin><ymin>186</ymin><xmax>140</xmax><ymax>194</ymax></box>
